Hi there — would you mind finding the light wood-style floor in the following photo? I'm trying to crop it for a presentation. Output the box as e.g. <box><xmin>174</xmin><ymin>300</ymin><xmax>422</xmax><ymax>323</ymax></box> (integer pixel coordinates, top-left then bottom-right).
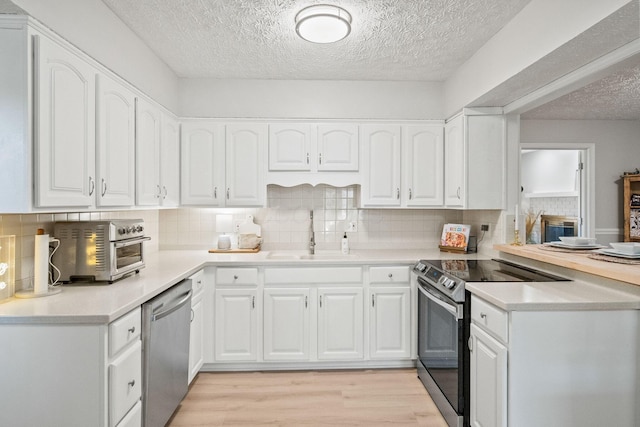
<box><xmin>168</xmin><ymin>369</ymin><xmax>448</xmax><ymax>426</ymax></box>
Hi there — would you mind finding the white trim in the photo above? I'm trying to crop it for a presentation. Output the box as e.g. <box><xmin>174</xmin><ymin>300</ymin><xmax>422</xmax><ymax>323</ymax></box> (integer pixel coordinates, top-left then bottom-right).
<box><xmin>520</xmin><ymin>143</ymin><xmax>596</xmax><ymax>240</ymax></box>
<box><xmin>504</xmin><ymin>38</ymin><xmax>640</xmax><ymax>115</ymax></box>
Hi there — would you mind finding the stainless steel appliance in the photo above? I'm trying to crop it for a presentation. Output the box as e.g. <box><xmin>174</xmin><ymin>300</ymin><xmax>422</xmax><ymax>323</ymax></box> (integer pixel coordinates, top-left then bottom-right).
<box><xmin>53</xmin><ymin>219</ymin><xmax>150</xmax><ymax>283</ymax></box>
<box><xmin>142</xmin><ymin>279</ymin><xmax>193</xmax><ymax>427</ymax></box>
<box><xmin>541</xmin><ymin>215</ymin><xmax>578</xmax><ymax>243</ymax></box>
<box><xmin>413</xmin><ymin>258</ymin><xmax>569</xmax><ymax>427</ymax></box>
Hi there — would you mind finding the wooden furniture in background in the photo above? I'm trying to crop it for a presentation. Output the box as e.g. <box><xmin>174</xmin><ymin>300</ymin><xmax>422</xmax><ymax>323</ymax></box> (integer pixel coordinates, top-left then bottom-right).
<box><xmin>623</xmin><ymin>175</ymin><xmax>640</xmax><ymax>242</ymax></box>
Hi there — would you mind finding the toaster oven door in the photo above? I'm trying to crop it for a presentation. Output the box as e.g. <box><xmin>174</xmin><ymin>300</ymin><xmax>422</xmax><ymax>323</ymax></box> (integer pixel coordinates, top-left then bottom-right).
<box><xmin>112</xmin><ymin>237</ymin><xmax>151</xmax><ymax>280</ymax></box>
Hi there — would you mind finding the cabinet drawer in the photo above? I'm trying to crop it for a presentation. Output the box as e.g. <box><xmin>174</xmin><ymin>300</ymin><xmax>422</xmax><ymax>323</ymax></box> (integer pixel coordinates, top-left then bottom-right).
<box><xmin>116</xmin><ymin>400</ymin><xmax>141</xmax><ymax>427</ymax></box>
<box><xmin>216</xmin><ymin>268</ymin><xmax>258</xmax><ymax>285</ymax></box>
<box><xmin>264</xmin><ymin>267</ymin><xmax>363</xmax><ymax>284</ymax></box>
<box><xmin>471</xmin><ymin>296</ymin><xmax>508</xmax><ymax>343</ymax></box>
<box><xmin>109</xmin><ymin>340</ymin><xmax>142</xmax><ymax>427</ymax></box>
<box><xmin>190</xmin><ymin>269</ymin><xmax>205</xmax><ymax>297</ymax></box>
<box><xmin>369</xmin><ymin>266</ymin><xmax>410</xmax><ymax>284</ymax></box>
<box><xmin>109</xmin><ymin>307</ymin><xmax>141</xmax><ymax>357</ymax></box>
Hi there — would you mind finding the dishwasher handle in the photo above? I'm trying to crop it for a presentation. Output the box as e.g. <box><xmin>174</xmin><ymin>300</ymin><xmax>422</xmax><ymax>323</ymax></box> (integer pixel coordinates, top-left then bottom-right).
<box><xmin>152</xmin><ymin>289</ymin><xmax>193</xmax><ymax>322</ymax></box>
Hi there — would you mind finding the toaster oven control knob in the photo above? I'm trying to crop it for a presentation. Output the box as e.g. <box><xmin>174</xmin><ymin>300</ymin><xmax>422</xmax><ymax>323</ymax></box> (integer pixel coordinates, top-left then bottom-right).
<box><xmin>136</xmin><ymin>225</ymin><xmax>144</xmax><ymax>233</ymax></box>
<box><xmin>118</xmin><ymin>227</ymin><xmax>126</xmax><ymax>235</ymax></box>
<box><xmin>126</xmin><ymin>227</ymin><xmax>133</xmax><ymax>234</ymax></box>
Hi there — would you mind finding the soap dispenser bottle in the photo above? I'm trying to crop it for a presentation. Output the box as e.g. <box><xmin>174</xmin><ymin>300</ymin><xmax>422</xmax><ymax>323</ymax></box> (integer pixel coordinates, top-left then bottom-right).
<box><xmin>341</xmin><ymin>232</ymin><xmax>349</xmax><ymax>254</ymax></box>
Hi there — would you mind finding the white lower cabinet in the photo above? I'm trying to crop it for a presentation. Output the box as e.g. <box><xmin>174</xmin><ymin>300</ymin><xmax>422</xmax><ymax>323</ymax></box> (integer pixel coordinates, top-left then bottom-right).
<box><xmin>369</xmin><ymin>287</ymin><xmax>411</xmax><ymax>359</ymax></box>
<box><xmin>214</xmin><ymin>268</ymin><xmax>259</xmax><ymax>362</ymax></box>
<box><xmin>0</xmin><ymin>307</ymin><xmax>142</xmax><ymax>427</ymax></box>
<box><xmin>469</xmin><ymin>323</ymin><xmax>507</xmax><ymax>427</ymax></box>
<box><xmin>470</xmin><ymin>294</ymin><xmax>640</xmax><ymax>427</ymax></box>
<box><xmin>263</xmin><ymin>288</ymin><xmax>311</xmax><ymax>361</ymax></box>
<box><xmin>317</xmin><ymin>287</ymin><xmax>364</xmax><ymax>360</ymax></box>
<box><xmin>188</xmin><ymin>269</ymin><xmax>205</xmax><ymax>383</ymax></box>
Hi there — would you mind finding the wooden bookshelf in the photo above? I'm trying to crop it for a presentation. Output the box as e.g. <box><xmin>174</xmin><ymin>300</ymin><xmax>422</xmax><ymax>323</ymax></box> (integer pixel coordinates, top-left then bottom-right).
<box><xmin>623</xmin><ymin>175</ymin><xmax>640</xmax><ymax>242</ymax></box>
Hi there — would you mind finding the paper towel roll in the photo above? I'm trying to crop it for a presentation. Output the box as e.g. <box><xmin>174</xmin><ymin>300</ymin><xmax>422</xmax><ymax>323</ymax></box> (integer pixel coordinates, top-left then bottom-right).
<box><xmin>34</xmin><ymin>230</ymin><xmax>49</xmax><ymax>295</ymax></box>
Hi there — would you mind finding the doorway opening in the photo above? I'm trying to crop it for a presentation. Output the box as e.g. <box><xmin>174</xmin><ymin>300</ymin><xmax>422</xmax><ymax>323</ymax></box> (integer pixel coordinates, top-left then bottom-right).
<box><xmin>520</xmin><ymin>145</ymin><xmax>594</xmax><ymax>242</ymax></box>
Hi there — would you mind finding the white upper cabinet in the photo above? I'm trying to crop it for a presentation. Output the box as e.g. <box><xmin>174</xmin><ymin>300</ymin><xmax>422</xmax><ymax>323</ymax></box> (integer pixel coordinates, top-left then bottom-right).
<box><xmin>159</xmin><ymin>112</ymin><xmax>180</xmax><ymax>207</ymax></box>
<box><xmin>181</xmin><ymin>122</ymin><xmax>225</xmax><ymax>206</ymax></box>
<box><xmin>444</xmin><ymin>113</ymin><xmax>505</xmax><ymax>209</ymax></box>
<box><xmin>135</xmin><ymin>97</ymin><xmax>161</xmax><ymax>206</ymax></box>
<box><xmin>96</xmin><ymin>73</ymin><xmax>135</xmax><ymax>207</ymax></box>
<box><xmin>34</xmin><ymin>34</ymin><xmax>97</xmax><ymax>208</ymax></box>
<box><xmin>403</xmin><ymin>125</ymin><xmax>444</xmax><ymax>207</ymax></box>
<box><xmin>269</xmin><ymin>123</ymin><xmax>358</xmax><ymax>173</ymax></box>
<box><xmin>226</xmin><ymin>123</ymin><xmax>267</xmax><ymax>206</ymax></box>
<box><xmin>182</xmin><ymin>122</ymin><xmax>266</xmax><ymax>207</ymax></box>
<box><xmin>316</xmin><ymin>124</ymin><xmax>359</xmax><ymax>171</ymax></box>
<box><xmin>269</xmin><ymin>123</ymin><xmax>312</xmax><ymax>171</ymax></box>
<box><xmin>361</xmin><ymin>123</ymin><xmax>444</xmax><ymax>208</ymax></box>
<box><xmin>360</xmin><ymin>124</ymin><xmax>402</xmax><ymax>206</ymax></box>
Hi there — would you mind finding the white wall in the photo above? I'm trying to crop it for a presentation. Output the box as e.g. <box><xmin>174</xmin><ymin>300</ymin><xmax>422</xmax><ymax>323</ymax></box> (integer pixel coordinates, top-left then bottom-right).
<box><xmin>444</xmin><ymin>0</ymin><xmax>633</xmax><ymax>116</ymax></box>
<box><xmin>520</xmin><ymin>119</ymin><xmax>640</xmax><ymax>237</ymax></box>
<box><xmin>179</xmin><ymin>79</ymin><xmax>444</xmax><ymax>119</ymax></box>
<box><xmin>10</xmin><ymin>0</ymin><xmax>179</xmax><ymax>111</ymax></box>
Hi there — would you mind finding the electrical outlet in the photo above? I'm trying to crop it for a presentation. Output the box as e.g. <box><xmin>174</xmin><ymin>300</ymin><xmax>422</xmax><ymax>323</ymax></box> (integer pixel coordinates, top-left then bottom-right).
<box><xmin>233</xmin><ymin>220</ymin><xmax>242</xmax><ymax>233</ymax></box>
<box><xmin>481</xmin><ymin>224</ymin><xmax>490</xmax><ymax>231</ymax></box>
<box><xmin>347</xmin><ymin>221</ymin><xmax>358</xmax><ymax>232</ymax></box>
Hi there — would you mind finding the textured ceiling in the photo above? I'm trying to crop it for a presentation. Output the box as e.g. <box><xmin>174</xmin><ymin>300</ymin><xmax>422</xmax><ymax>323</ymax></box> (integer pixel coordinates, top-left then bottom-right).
<box><xmin>100</xmin><ymin>0</ymin><xmax>532</xmax><ymax>80</ymax></box>
<box><xmin>522</xmin><ymin>59</ymin><xmax>640</xmax><ymax>120</ymax></box>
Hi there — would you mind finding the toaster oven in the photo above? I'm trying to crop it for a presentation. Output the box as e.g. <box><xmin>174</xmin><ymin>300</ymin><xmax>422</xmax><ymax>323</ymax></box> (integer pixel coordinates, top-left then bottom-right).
<box><xmin>53</xmin><ymin>220</ymin><xmax>150</xmax><ymax>283</ymax></box>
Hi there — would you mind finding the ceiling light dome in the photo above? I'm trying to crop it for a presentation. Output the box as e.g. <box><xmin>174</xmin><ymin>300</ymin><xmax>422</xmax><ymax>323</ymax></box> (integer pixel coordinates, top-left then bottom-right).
<box><xmin>295</xmin><ymin>4</ymin><xmax>352</xmax><ymax>44</ymax></box>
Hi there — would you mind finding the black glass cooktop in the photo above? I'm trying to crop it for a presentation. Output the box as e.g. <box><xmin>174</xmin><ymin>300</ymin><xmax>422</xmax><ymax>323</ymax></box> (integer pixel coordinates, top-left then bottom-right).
<box><xmin>424</xmin><ymin>259</ymin><xmax>570</xmax><ymax>282</ymax></box>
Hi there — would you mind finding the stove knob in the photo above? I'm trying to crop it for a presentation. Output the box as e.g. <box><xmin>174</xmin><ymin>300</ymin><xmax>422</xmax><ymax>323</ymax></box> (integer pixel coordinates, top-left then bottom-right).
<box><xmin>445</xmin><ymin>279</ymin><xmax>456</xmax><ymax>289</ymax></box>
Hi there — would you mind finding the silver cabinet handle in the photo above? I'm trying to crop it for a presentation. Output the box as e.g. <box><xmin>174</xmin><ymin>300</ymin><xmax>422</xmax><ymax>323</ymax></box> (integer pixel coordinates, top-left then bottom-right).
<box><xmin>388</xmin><ymin>273</ymin><xmax>393</xmax><ymax>278</ymax></box>
<box><xmin>190</xmin><ymin>308</ymin><xmax>194</xmax><ymax>322</ymax></box>
<box><xmin>128</xmin><ymin>326</ymin><xmax>135</xmax><ymax>334</ymax></box>
<box><xmin>372</xmin><ymin>294</ymin><xmax>375</xmax><ymax>307</ymax></box>
<box><xmin>468</xmin><ymin>336</ymin><xmax>473</xmax><ymax>352</ymax></box>
<box><xmin>128</xmin><ymin>380</ymin><xmax>135</xmax><ymax>388</ymax></box>
<box><xmin>396</xmin><ymin>188</ymin><xmax>400</xmax><ymax>199</ymax></box>
<box><xmin>319</xmin><ymin>295</ymin><xmax>323</xmax><ymax>308</ymax></box>
<box><xmin>156</xmin><ymin>184</ymin><xmax>161</xmax><ymax>198</ymax></box>
<box><xmin>456</xmin><ymin>187</ymin><xmax>461</xmax><ymax>199</ymax></box>
<box><xmin>226</xmin><ymin>188</ymin><xmax>230</xmax><ymax>199</ymax></box>
<box><xmin>89</xmin><ymin>177</ymin><xmax>95</xmax><ymax>196</ymax></box>
<box><xmin>162</xmin><ymin>185</ymin><xmax>167</xmax><ymax>199</ymax></box>
<box><xmin>306</xmin><ymin>153</ymin><xmax>310</xmax><ymax>164</ymax></box>
<box><xmin>214</xmin><ymin>186</ymin><xmax>218</xmax><ymax>199</ymax></box>
<box><xmin>252</xmin><ymin>296</ymin><xmax>255</xmax><ymax>309</ymax></box>
<box><xmin>409</xmin><ymin>188</ymin><xmax>412</xmax><ymax>200</ymax></box>
<box><xmin>480</xmin><ymin>312</ymin><xmax>487</xmax><ymax>319</ymax></box>
<box><xmin>101</xmin><ymin>179</ymin><xmax>107</xmax><ymax>197</ymax></box>
<box><xmin>233</xmin><ymin>275</ymin><xmax>238</xmax><ymax>280</ymax></box>
<box><xmin>318</xmin><ymin>153</ymin><xmax>322</xmax><ymax>164</ymax></box>
<box><xmin>305</xmin><ymin>296</ymin><xmax>308</xmax><ymax>308</ymax></box>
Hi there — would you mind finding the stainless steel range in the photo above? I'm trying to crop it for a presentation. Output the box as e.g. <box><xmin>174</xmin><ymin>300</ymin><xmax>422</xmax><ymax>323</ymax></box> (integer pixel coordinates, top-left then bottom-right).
<box><xmin>412</xmin><ymin>258</ymin><xmax>569</xmax><ymax>427</ymax></box>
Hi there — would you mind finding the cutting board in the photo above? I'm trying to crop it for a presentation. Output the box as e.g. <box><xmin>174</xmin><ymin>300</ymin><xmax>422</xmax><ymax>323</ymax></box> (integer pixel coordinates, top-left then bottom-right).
<box><xmin>209</xmin><ymin>247</ymin><xmax>260</xmax><ymax>254</ymax></box>
<box><xmin>238</xmin><ymin>215</ymin><xmax>261</xmax><ymax>236</ymax></box>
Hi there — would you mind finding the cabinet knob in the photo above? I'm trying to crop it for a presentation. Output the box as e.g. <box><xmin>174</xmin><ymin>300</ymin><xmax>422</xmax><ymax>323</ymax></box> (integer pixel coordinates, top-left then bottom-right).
<box><xmin>128</xmin><ymin>326</ymin><xmax>135</xmax><ymax>334</ymax></box>
<box><xmin>480</xmin><ymin>312</ymin><xmax>487</xmax><ymax>319</ymax></box>
<box><xmin>233</xmin><ymin>275</ymin><xmax>238</xmax><ymax>280</ymax></box>
<box><xmin>388</xmin><ymin>273</ymin><xmax>393</xmax><ymax>278</ymax></box>
<box><xmin>128</xmin><ymin>380</ymin><xmax>135</xmax><ymax>388</ymax></box>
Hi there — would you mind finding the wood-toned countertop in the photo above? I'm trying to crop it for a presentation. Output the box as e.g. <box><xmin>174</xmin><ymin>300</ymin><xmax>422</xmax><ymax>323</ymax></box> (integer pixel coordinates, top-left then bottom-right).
<box><xmin>495</xmin><ymin>244</ymin><xmax>640</xmax><ymax>287</ymax></box>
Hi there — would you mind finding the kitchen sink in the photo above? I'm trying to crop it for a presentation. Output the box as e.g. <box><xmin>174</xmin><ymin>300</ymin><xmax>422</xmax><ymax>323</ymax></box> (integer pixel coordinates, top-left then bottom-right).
<box><xmin>265</xmin><ymin>251</ymin><xmax>358</xmax><ymax>260</ymax></box>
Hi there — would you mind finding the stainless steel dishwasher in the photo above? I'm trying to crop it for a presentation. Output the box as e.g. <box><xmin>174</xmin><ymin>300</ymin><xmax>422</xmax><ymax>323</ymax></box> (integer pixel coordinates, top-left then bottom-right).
<box><xmin>142</xmin><ymin>279</ymin><xmax>192</xmax><ymax>427</ymax></box>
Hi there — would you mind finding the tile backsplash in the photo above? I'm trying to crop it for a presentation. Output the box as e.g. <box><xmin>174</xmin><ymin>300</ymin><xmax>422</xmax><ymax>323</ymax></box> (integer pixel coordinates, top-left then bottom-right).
<box><xmin>160</xmin><ymin>185</ymin><xmax>502</xmax><ymax>252</ymax></box>
<box><xmin>0</xmin><ymin>210</ymin><xmax>159</xmax><ymax>292</ymax></box>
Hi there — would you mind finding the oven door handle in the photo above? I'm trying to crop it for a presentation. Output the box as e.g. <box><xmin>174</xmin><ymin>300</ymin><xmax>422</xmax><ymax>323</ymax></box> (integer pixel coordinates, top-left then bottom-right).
<box><xmin>418</xmin><ymin>282</ymin><xmax>463</xmax><ymax>320</ymax></box>
<box><xmin>114</xmin><ymin>236</ymin><xmax>151</xmax><ymax>249</ymax></box>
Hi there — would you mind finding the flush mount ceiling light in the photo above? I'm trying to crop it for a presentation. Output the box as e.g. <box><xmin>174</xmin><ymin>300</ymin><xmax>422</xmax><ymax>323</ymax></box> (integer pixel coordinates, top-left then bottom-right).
<box><xmin>295</xmin><ymin>4</ymin><xmax>352</xmax><ymax>44</ymax></box>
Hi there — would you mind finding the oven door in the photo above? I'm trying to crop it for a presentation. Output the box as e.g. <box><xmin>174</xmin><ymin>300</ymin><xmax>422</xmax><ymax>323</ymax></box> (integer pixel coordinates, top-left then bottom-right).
<box><xmin>417</xmin><ymin>278</ymin><xmax>466</xmax><ymax>425</ymax></box>
<box><xmin>111</xmin><ymin>237</ymin><xmax>151</xmax><ymax>280</ymax></box>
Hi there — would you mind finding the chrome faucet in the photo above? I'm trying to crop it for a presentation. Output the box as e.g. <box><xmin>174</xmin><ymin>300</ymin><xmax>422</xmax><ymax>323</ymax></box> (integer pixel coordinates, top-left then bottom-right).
<box><xmin>309</xmin><ymin>210</ymin><xmax>315</xmax><ymax>254</ymax></box>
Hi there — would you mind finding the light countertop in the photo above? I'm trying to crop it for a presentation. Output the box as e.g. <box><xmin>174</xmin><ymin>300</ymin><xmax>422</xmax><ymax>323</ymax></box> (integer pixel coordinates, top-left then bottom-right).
<box><xmin>0</xmin><ymin>249</ymin><xmax>478</xmax><ymax>324</ymax></box>
<box><xmin>2</xmin><ymin>246</ymin><xmax>640</xmax><ymax>324</ymax></box>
